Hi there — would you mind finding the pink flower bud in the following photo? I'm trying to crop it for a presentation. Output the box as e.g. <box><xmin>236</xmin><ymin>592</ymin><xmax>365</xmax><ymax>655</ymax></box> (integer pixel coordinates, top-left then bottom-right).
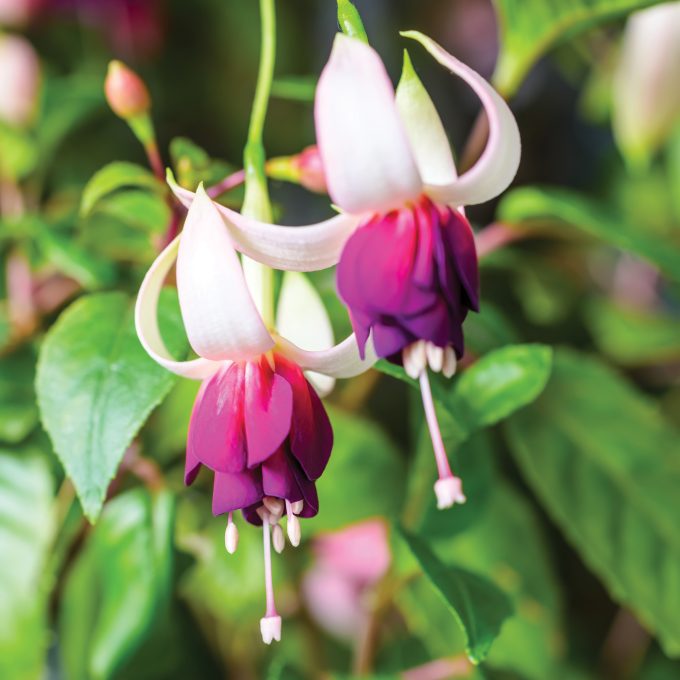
<box><xmin>294</xmin><ymin>145</ymin><xmax>327</xmax><ymax>194</ymax></box>
<box><xmin>104</xmin><ymin>60</ymin><xmax>151</xmax><ymax>120</ymax></box>
<box><xmin>0</xmin><ymin>33</ymin><xmax>40</xmax><ymax>127</ymax></box>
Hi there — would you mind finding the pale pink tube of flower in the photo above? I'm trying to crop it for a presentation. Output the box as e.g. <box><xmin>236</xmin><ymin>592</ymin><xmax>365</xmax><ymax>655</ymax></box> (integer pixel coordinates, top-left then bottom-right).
<box><xmin>0</xmin><ymin>33</ymin><xmax>40</xmax><ymax>127</ymax></box>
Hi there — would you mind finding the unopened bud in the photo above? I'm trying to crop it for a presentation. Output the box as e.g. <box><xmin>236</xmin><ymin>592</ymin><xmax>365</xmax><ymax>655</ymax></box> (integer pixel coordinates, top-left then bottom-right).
<box><xmin>294</xmin><ymin>145</ymin><xmax>327</xmax><ymax>194</ymax></box>
<box><xmin>0</xmin><ymin>34</ymin><xmax>40</xmax><ymax>127</ymax></box>
<box><xmin>105</xmin><ymin>60</ymin><xmax>151</xmax><ymax>120</ymax></box>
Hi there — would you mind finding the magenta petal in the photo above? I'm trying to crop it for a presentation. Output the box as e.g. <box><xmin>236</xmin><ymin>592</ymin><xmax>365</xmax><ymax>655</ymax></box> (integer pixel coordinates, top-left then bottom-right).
<box><xmin>275</xmin><ymin>356</ymin><xmax>333</xmax><ymax>481</ymax></box>
<box><xmin>441</xmin><ymin>208</ymin><xmax>479</xmax><ymax>311</ymax></box>
<box><xmin>244</xmin><ymin>356</ymin><xmax>294</xmax><ymax>467</ymax></box>
<box><xmin>261</xmin><ymin>447</ymin><xmax>303</xmax><ymax>502</ymax></box>
<box><xmin>184</xmin><ymin>440</ymin><xmax>202</xmax><ymax>486</ymax></box>
<box><xmin>212</xmin><ymin>467</ymin><xmax>263</xmax><ymax>515</ymax></box>
<box><xmin>188</xmin><ymin>364</ymin><xmax>247</xmax><ymax>474</ymax></box>
<box><xmin>292</xmin><ymin>463</ymin><xmax>319</xmax><ymax>518</ymax></box>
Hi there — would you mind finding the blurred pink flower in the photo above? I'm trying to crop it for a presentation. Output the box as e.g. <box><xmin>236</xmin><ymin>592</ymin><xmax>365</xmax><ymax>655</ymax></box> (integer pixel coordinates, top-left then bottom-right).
<box><xmin>0</xmin><ymin>33</ymin><xmax>40</xmax><ymax>127</ymax></box>
<box><xmin>0</xmin><ymin>0</ymin><xmax>42</xmax><ymax>27</ymax></box>
<box><xmin>303</xmin><ymin>519</ymin><xmax>390</xmax><ymax>639</ymax></box>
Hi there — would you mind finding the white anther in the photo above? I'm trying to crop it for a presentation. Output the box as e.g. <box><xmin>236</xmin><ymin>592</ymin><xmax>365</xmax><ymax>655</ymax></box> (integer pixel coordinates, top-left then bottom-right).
<box><xmin>260</xmin><ymin>615</ymin><xmax>282</xmax><ymax>644</ymax></box>
<box><xmin>426</xmin><ymin>342</ymin><xmax>444</xmax><ymax>373</ymax></box>
<box><xmin>224</xmin><ymin>520</ymin><xmax>239</xmax><ymax>554</ymax></box>
<box><xmin>263</xmin><ymin>496</ymin><xmax>284</xmax><ymax>519</ymax></box>
<box><xmin>287</xmin><ymin>514</ymin><xmax>301</xmax><ymax>547</ymax></box>
<box><xmin>442</xmin><ymin>347</ymin><xmax>457</xmax><ymax>378</ymax></box>
<box><xmin>403</xmin><ymin>341</ymin><xmax>427</xmax><ymax>379</ymax></box>
<box><xmin>290</xmin><ymin>500</ymin><xmax>304</xmax><ymax>515</ymax></box>
<box><xmin>434</xmin><ymin>476</ymin><xmax>467</xmax><ymax>510</ymax></box>
<box><xmin>272</xmin><ymin>523</ymin><xmax>285</xmax><ymax>553</ymax></box>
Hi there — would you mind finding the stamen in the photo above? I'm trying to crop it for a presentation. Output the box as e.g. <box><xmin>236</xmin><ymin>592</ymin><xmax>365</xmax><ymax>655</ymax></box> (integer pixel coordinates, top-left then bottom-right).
<box><xmin>263</xmin><ymin>496</ymin><xmax>284</xmax><ymax>519</ymax></box>
<box><xmin>419</xmin><ymin>370</ymin><xmax>466</xmax><ymax>510</ymax></box>
<box><xmin>260</xmin><ymin>515</ymin><xmax>282</xmax><ymax>644</ymax></box>
<box><xmin>425</xmin><ymin>342</ymin><xmax>444</xmax><ymax>373</ymax></box>
<box><xmin>224</xmin><ymin>512</ymin><xmax>238</xmax><ymax>554</ymax></box>
<box><xmin>403</xmin><ymin>341</ymin><xmax>427</xmax><ymax>379</ymax></box>
<box><xmin>285</xmin><ymin>500</ymin><xmax>301</xmax><ymax>547</ymax></box>
<box><xmin>442</xmin><ymin>346</ymin><xmax>457</xmax><ymax>378</ymax></box>
<box><xmin>272</xmin><ymin>523</ymin><xmax>285</xmax><ymax>553</ymax></box>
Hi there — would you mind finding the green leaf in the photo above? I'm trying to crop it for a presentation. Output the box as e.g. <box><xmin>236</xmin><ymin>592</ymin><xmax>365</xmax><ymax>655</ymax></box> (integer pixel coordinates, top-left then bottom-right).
<box><xmin>498</xmin><ymin>186</ymin><xmax>680</xmax><ymax>281</ymax></box>
<box><xmin>435</xmin><ymin>483</ymin><xmax>565</xmax><ymax>679</ymax></box>
<box><xmin>0</xmin><ymin>452</ymin><xmax>54</xmax><ymax>680</ymax></box>
<box><xmin>398</xmin><ymin>528</ymin><xmax>513</xmax><ymax>664</ymax></box>
<box><xmin>505</xmin><ymin>349</ymin><xmax>680</xmax><ymax>656</ymax></box>
<box><xmin>493</xmin><ymin>0</ymin><xmax>667</xmax><ymax>95</ymax></box>
<box><xmin>0</xmin><ymin>346</ymin><xmax>39</xmax><ymax>444</ymax></box>
<box><xmin>93</xmin><ymin>190</ymin><xmax>169</xmax><ymax>234</ymax></box>
<box><xmin>80</xmin><ymin>162</ymin><xmax>163</xmax><ymax>218</ymax></box>
<box><xmin>304</xmin><ymin>406</ymin><xmax>406</xmax><ymax>533</ymax></box>
<box><xmin>585</xmin><ymin>298</ymin><xmax>680</xmax><ymax>366</ymax></box>
<box><xmin>377</xmin><ymin>343</ymin><xmax>553</xmax><ymax>445</ymax></box>
<box><xmin>60</xmin><ymin>488</ymin><xmax>174</xmax><ymax>680</ymax></box>
<box><xmin>36</xmin><ymin>291</ymin><xmax>187</xmax><ymax>521</ymax></box>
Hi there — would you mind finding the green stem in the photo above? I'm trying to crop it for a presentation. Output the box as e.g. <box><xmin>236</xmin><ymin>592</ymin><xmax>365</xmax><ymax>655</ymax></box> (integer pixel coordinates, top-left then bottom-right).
<box><xmin>242</xmin><ymin>0</ymin><xmax>277</xmax><ymax>328</ymax></box>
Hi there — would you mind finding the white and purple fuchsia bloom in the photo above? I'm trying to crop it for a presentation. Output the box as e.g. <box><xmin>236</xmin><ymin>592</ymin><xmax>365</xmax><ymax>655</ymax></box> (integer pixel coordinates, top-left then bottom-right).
<box><xmin>168</xmin><ymin>31</ymin><xmax>520</xmax><ymax>512</ymax></box>
<box><xmin>135</xmin><ymin>186</ymin><xmax>376</xmax><ymax>643</ymax></box>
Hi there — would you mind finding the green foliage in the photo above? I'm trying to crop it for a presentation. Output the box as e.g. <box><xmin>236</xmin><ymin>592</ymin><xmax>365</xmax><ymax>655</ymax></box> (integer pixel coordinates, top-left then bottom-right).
<box><xmin>398</xmin><ymin>528</ymin><xmax>514</xmax><ymax>664</ymax></box>
<box><xmin>499</xmin><ymin>186</ymin><xmax>680</xmax><ymax>280</ymax></box>
<box><xmin>337</xmin><ymin>0</ymin><xmax>369</xmax><ymax>43</ymax></box>
<box><xmin>505</xmin><ymin>349</ymin><xmax>680</xmax><ymax>656</ymax></box>
<box><xmin>305</xmin><ymin>406</ymin><xmax>406</xmax><ymax>533</ymax></box>
<box><xmin>80</xmin><ymin>162</ymin><xmax>164</xmax><ymax>218</ymax></box>
<box><xmin>36</xmin><ymin>291</ymin><xmax>187</xmax><ymax>521</ymax></box>
<box><xmin>59</xmin><ymin>488</ymin><xmax>175</xmax><ymax>680</ymax></box>
<box><xmin>493</xmin><ymin>0</ymin><xmax>666</xmax><ymax>95</ymax></box>
<box><xmin>0</xmin><ymin>347</ymin><xmax>39</xmax><ymax>444</ymax></box>
<box><xmin>0</xmin><ymin>452</ymin><xmax>54</xmax><ymax>680</ymax></box>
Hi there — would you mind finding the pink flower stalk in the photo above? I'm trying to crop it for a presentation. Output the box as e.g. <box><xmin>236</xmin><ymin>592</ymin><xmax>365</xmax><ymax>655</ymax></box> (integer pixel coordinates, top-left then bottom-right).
<box><xmin>135</xmin><ymin>186</ymin><xmax>376</xmax><ymax>642</ymax></box>
<box><xmin>0</xmin><ymin>33</ymin><xmax>40</xmax><ymax>127</ymax></box>
<box><xmin>168</xmin><ymin>31</ymin><xmax>520</xmax><ymax>512</ymax></box>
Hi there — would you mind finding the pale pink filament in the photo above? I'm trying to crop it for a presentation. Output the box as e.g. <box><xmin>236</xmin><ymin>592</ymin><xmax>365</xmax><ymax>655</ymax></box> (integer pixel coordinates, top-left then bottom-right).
<box><xmin>262</xmin><ymin>515</ymin><xmax>278</xmax><ymax>618</ymax></box>
<box><xmin>419</xmin><ymin>371</ymin><xmax>454</xmax><ymax>480</ymax></box>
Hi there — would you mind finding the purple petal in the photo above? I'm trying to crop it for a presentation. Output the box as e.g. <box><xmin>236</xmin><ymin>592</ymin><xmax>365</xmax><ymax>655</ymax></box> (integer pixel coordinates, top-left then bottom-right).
<box><xmin>261</xmin><ymin>447</ymin><xmax>303</xmax><ymax>501</ymax></box>
<box><xmin>188</xmin><ymin>363</ymin><xmax>247</xmax><ymax>474</ymax></box>
<box><xmin>244</xmin><ymin>356</ymin><xmax>293</xmax><ymax>467</ymax></box>
<box><xmin>441</xmin><ymin>207</ymin><xmax>479</xmax><ymax>312</ymax></box>
<box><xmin>212</xmin><ymin>467</ymin><xmax>263</xmax><ymax>516</ymax></box>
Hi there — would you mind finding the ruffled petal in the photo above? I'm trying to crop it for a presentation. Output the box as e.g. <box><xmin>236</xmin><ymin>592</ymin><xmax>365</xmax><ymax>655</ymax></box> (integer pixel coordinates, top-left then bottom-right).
<box><xmin>277</xmin><ymin>333</ymin><xmax>377</xmax><ymax>379</ymax></box>
<box><xmin>169</xmin><ymin>172</ymin><xmax>360</xmax><ymax>272</ymax></box>
<box><xmin>276</xmin><ymin>271</ymin><xmax>335</xmax><ymax>397</ymax></box>
<box><xmin>176</xmin><ymin>184</ymin><xmax>274</xmax><ymax>361</ymax></box>
<box><xmin>395</xmin><ymin>49</ymin><xmax>458</xmax><ymax>185</ymax></box>
<box><xmin>244</xmin><ymin>357</ymin><xmax>294</xmax><ymax>467</ymax></box>
<box><xmin>314</xmin><ymin>33</ymin><xmax>422</xmax><ymax>214</ymax></box>
<box><xmin>134</xmin><ymin>235</ymin><xmax>221</xmax><ymax>380</ymax></box>
<box><xmin>402</xmin><ymin>31</ymin><xmax>520</xmax><ymax>207</ymax></box>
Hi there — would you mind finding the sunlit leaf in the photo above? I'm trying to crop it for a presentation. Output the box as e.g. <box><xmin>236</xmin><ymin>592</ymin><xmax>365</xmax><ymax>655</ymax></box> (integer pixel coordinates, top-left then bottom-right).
<box><xmin>0</xmin><ymin>346</ymin><xmax>39</xmax><ymax>444</ymax></box>
<box><xmin>36</xmin><ymin>291</ymin><xmax>187</xmax><ymax>521</ymax></box>
<box><xmin>505</xmin><ymin>349</ymin><xmax>680</xmax><ymax>656</ymax></box>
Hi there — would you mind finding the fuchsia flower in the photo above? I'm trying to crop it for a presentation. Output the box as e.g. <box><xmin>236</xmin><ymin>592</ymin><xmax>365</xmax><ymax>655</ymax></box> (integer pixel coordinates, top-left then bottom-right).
<box><xmin>135</xmin><ymin>187</ymin><xmax>375</xmax><ymax>643</ymax></box>
<box><xmin>0</xmin><ymin>33</ymin><xmax>40</xmax><ymax>127</ymax></box>
<box><xmin>168</xmin><ymin>32</ymin><xmax>520</xmax><ymax>511</ymax></box>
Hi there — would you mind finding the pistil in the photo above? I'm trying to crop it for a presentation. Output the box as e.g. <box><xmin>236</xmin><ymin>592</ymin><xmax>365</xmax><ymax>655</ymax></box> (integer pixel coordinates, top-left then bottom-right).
<box><xmin>260</xmin><ymin>514</ymin><xmax>282</xmax><ymax>644</ymax></box>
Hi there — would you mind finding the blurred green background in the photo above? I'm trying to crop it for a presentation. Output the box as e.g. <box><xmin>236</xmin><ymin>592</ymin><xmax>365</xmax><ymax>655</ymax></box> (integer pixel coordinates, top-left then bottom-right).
<box><xmin>1</xmin><ymin>0</ymin><xmax>680</xmax><ymax>678</ymax></box>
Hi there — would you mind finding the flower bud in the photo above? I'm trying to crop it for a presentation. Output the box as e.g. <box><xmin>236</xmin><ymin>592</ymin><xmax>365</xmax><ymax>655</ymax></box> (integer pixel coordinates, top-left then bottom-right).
<box><xmin>104</xmin><ymin>60</ymin><xmax>151</xmax><ymax>120</ymax></box>
<box><xmin>613</xmin><ymin>2</ymin><xmax>680</xmax><ymax>166</ymax></box>
<box><xmin>0</xmin><ymin>33</ymin><xmax>40</xmax><ymax>127</ymax></box>
<box><xmin>294</xmin><ymin>145</ymin><xmax>328</xmax><ymax>194</ymax></box>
